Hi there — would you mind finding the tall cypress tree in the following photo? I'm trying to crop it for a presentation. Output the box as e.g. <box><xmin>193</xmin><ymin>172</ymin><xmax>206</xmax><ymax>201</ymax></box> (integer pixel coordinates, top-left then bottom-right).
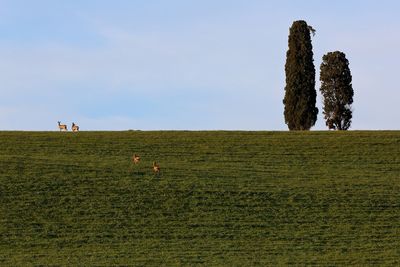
<box><xmin>283</xmin><ymin>20</ymin><xmax>318</xmax><ymax>130</ymax></box>
<box><xmin>320</xmin><ymin>51</ymin><xmax>353</xmax><ymax>130</ymax></box>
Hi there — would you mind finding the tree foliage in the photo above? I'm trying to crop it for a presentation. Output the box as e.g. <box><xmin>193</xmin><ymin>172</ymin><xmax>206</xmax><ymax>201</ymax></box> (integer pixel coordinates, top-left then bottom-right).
<box><xmin>320</xmin><ymin>51</ymin><xmax>354</xmax><ymax>130</ymax></box>
<box><xmin>283</xmin><ymin>20</ymin><xmax>318</xmax><ymax>130</ymax></box>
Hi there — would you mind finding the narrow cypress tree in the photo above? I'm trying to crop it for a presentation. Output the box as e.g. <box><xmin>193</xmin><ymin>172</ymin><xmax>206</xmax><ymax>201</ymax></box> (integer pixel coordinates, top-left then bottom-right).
<box><xmin>320</xmin><ymin>51</ymin><xmax>353</xmax><ymax>130</ymax></box>
<box><xmin>283</xmin><ymin>20</ymin><xmax>318</xmax><ymax>130</ymax></box>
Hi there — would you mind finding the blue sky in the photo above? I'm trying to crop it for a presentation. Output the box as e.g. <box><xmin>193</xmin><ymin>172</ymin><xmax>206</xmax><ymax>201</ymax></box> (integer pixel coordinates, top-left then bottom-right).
<box><xmin>0</xmin><ymin>0</ymin><xmax>399</xmax><ymax>130</ymax></box>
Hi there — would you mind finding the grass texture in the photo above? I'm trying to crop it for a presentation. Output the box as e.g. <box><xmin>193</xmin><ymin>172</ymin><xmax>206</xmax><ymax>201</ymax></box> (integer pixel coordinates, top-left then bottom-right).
<box><xmin>0</xmin><ymin>131</ymin><xmax>399</xmax><ymax>265</ymax></box>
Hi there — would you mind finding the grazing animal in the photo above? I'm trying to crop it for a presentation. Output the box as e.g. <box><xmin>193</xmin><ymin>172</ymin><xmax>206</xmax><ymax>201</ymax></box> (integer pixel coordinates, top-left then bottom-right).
<box><xmin>72</xmin><ymin>122</ymin><xmax>79</xmax><ymax>132</ymax></box>
<box><xmin>58</xmin><ymin>121</ymin><xmax>67</xmax><ymax>131</ymax></box>
<box><xmin>132</xmin><ymin>154</ymin><xmax>140</xmax><ymax>164</ymax></box>
<box><xmin>153</xmin><ymin>161</ymin><xmax>160</xmax><ymax>174</ymax></box>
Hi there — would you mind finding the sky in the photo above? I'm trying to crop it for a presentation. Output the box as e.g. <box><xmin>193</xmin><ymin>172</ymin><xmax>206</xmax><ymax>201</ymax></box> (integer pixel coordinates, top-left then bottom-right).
<box><xmin>0</xmin><ymin>0</ymin><xmax>399</xmax><ymax>130</ymax></box>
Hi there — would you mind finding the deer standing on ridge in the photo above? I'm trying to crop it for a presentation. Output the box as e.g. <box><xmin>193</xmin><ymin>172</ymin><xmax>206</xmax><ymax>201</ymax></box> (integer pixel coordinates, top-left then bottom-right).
<box><xmin>72</xmin><ymin>122</ymin><xmax>79</xmax><ymax>132</ymax></box>
<box><xmin>58</xmin><ymin>121</ymin><xmax>67</xmax><ymax>131</ymax></box>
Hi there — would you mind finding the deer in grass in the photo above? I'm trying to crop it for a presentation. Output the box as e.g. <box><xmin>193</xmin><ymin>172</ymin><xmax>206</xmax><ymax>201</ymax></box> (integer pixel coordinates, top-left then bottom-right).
<box><xmin>132</xmin><ymin>154</ymin><xmax>140</xmax><ymax>164</ymax></box>
<box><xmin>130</xmin><ymin>154</ymin><xmax>142</xmax><ymax>175</ymax></box>
<box><xmin>72</xmin><ymin>122</ymin><xmax>79</xmax><ymax>132</ymax></box>
<box><xmin>153</xmin><ymin>161</ymin><xmax>160</xmax><ymax>175</ymax></box>
<box><xmin>58</xmin><ymin>121</ymin><xmax>67</xmax><ymax>131</ymax></box>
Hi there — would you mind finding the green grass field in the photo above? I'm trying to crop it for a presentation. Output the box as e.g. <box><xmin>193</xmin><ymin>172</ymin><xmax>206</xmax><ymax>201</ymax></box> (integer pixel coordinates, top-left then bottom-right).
<box><xmin>0</xmin><ymin>131</ymin><xmax>399</xmax><ymax>265</ymax></box>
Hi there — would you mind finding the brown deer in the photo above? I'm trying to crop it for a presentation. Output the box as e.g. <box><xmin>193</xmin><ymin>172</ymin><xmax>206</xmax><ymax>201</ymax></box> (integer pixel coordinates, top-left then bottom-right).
<box><xmin>58</xmin><ymin>121</ymin><xmax>67</xmax><ymax>131</ymax></box>
<box><xmin>153</xmin><ymin>161</ymin><xmax>160</xmax><ymax>174</ymax></box>
<box><xmin>72</xmin><ymin>122</ymin><xmax>79</xmax><ymax>132</ymax></box>
<box><xmin>132</xmin><ymin>154</ymin><xmax>140</xmax><ymax>164</ymax></box>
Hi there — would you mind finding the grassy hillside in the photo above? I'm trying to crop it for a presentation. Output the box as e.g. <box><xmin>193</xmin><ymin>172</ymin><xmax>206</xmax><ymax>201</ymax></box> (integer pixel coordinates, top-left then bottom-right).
<box><xmin>0</xmin><ymin>131</ymin><xmax>399</xmax><ymax>265</ymax></box>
